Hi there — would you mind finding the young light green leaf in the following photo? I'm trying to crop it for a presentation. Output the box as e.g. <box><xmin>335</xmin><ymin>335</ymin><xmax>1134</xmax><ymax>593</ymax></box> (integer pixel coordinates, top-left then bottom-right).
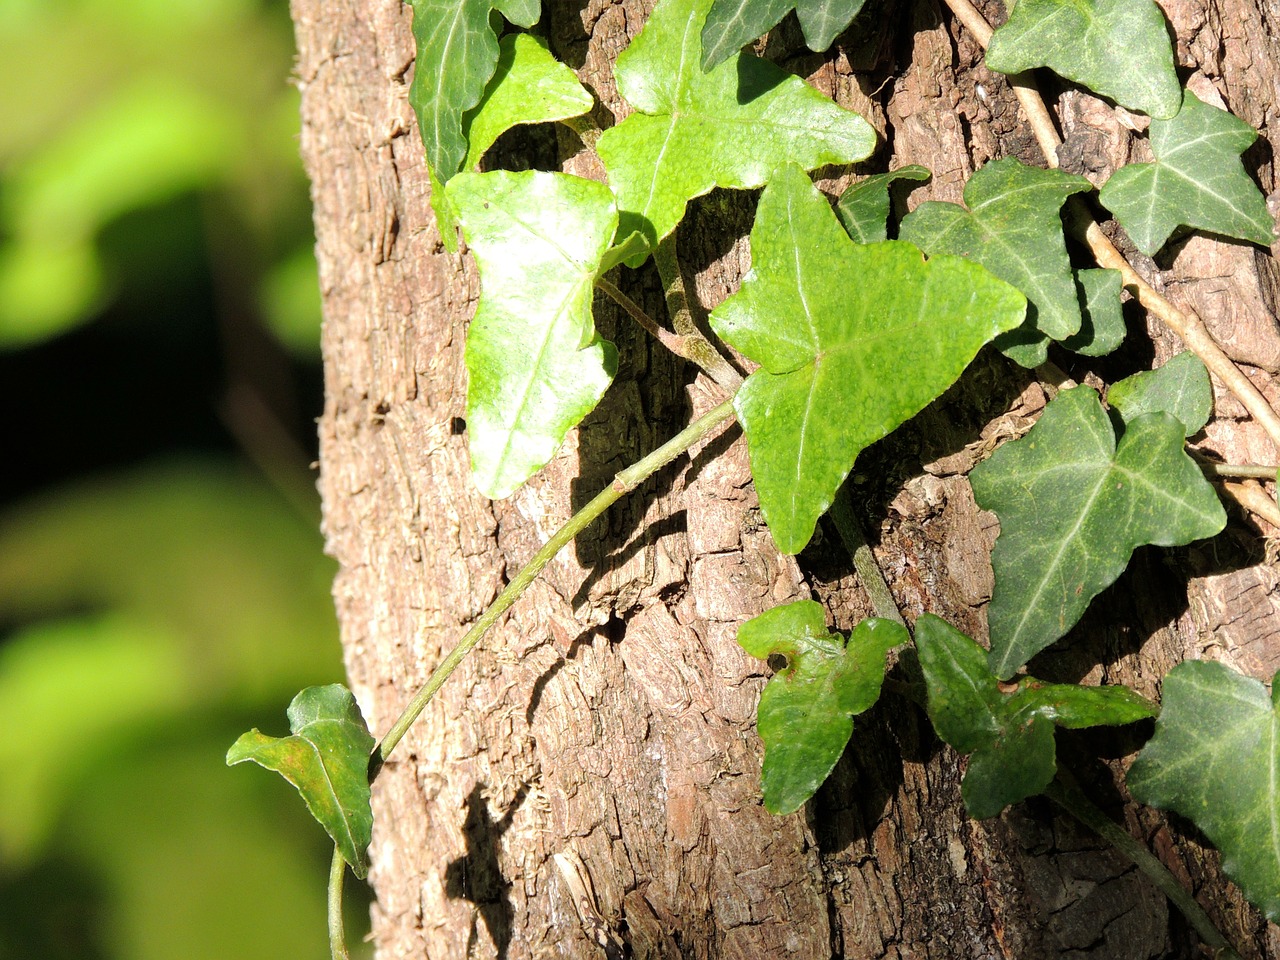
<box><xmin>1108</xmin><ymin>351</ymin><xmax>1212</xmax><ymax>438</ymax></box>
<box><xmin>835</xmin><ymin>165</ymin><xmax>931</xmax><ymax>244</ymax></box>
<box><xmin>711</xmin><ymin>164</ymin><xmax>1026</xmax><ymax>553</ymax></box>
<box><xmin>462</xmin><ymin>34</ymin><xmax>594</xmax><ymax>172</ymax></box>
<box><xmin>433</xmin><ymin>32</ymin><xmax>596</xmax><ymax>252</ymax></box>
<box><xmin>916</xmin><ymin>615</ymin><xmax>1156</xmax><ymax>819</ymax></box>
<box><xmin>971</xmin><ymin>386</ymin><xmax>1226</xmax><ymax>679</ymax></box>
<box><xmin>227</xmin><ymin>684</ymin><xmax>375</xmax><ymax>878</ymax></box>
<box><xmin>407</xmin><ymin>0</ymin><xmax>540</xmax><ymax>186</ymax></box>
<box><xmin>448</xmin><ymin>171</ymin><xmax>619</xmax><ymax>499</ymax></box>
<box><xmin>597</xmin><ymin>0</ymin><xmax>875</xmax><ymax>260</ymax></box>
<box><xmin>1061</xmin><ymin>268</ymin><xmax>1125</xmax><ymax>357</ymax></box>
<box><xmin>899</xmin><ymin>158</ymin><xmax>1093</xmax><ymax>368</ymax></box>
<box><xmin>1127</xmin><ymin>660</ymin><xmax>1280</xmax><ymax>922</ymax></box>
<box><xmin>985</xmin><ymin>0</ymin><xmax>1181</xmax><ymax>119</ymax></box>
<box><xmin>739</xmin><ymin>600</ymin><xmax>907</xmax><ymax>815</ymax></box>
<box><xmin>1099</xmin><ymin>91</ymin><xmax>1276</xmax><ymax>255</ymax></box>
<box><xmin>700</xmin><ymin>0</ymin><xmax>869</xmax><ymax>72</ymax></box>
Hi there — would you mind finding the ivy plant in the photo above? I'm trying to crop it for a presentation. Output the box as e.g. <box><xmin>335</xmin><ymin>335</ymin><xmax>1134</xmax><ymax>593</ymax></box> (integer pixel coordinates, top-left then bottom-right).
<box><xmin>234</xmin><ymin>1</ymin><xmax>1280</xmax><ymax>957</ymax></box>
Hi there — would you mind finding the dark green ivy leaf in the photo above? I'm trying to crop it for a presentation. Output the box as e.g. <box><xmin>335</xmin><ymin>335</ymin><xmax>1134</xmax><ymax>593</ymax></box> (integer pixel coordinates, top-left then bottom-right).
<box><xmin>916</xmin><ymin>615</ymin><xmax>1156</xmax><ymax>819</ymax></box>
<box><xmin>899</xmin><ymin>158</ymin><xmax>1093</xmax><ymax>368</ymax></box>
<box><xmin>835</xmin><ymin>166</ymin><xmax>931</xmax><ymax>244</ymax></box>
<box><xmin>1099</xmin><ymin>90</ymin><xmax>1276</xmax><ymax>256</ymax></box>
<box><xmin>700</xmin><ymin>0</ymin><xmax>869</xmax><ymax>72</ymax></box>
<box><xmin>1128</xmin><ymin>660</ymin><xmax>1280</xmax><ymax>922</ymax></box>
<box><xmin>407</xmin><ymin>0</ymin><xmax>540</xmax><ymax>186</ymax></box>
<box><xmin>711</xmin><ymin>163</ymin><xmax>1026</xmax><ymax>553</ymax></box>
<box><xmin>739</xmin><ymin>600</ymin><xmax>907</xmax><ymax>814</ymax></box>
<box><xmin>1060</xmin><ymin>268</ymin><xmax>1125</xmax><ymax>357</ymax></box>
<box><xmin>597</xmin><ymin>0</ymin><xmax>875</xmax><ymax>260</ymax></box>
<box><xmin>971</xmin><ymin>386</ymin><xmax>1225</xmax><ymax>679</ymax></box>
<box><xmin>227</xmin><ymin>684</ymin><xmax>375</xmax><ymax>877</ymax></box>
<box><xmin>1108</xmin><ymin>351</ymin><xmax>1212</xmax><ymax>438</ymax></box>
<box><xmin>985</xmin><ymin>0</ymin><xmax>1181</xmax><ymax>119</ymax></box>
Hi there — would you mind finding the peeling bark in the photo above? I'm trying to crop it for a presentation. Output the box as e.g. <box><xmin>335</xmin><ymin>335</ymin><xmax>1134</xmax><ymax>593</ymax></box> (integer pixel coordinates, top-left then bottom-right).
<box><xmin>295</xmin><ymin>0</ymin><xmax>1280</xmax><ymax>955</ymax></box>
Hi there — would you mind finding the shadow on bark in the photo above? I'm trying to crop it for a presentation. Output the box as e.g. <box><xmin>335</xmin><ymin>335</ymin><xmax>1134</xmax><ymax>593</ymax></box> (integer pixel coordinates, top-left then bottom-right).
<box><xmin>445</xmin><ymin>783</ymin><xmax>529</xmax><ymax>960</ymax></box>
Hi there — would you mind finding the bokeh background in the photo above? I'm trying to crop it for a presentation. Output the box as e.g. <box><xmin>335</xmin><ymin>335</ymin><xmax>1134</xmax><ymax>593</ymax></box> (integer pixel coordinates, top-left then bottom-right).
<box><xmin>0</xmin><ymin>0</ymin><xmax>368</xmax><ymax>955</ymax></box>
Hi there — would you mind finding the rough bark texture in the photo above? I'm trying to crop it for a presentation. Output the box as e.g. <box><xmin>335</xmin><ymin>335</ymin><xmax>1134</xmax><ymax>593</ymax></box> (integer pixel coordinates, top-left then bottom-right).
<box><xmin>295</xmin><ymin>0</ymin><xmax>1280</xmax><ymax>956</ymax></box>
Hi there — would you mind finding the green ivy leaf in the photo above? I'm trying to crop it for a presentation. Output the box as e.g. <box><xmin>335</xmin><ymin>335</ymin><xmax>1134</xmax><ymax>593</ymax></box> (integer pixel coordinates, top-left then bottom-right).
<box><xmin>835</xmin><ymin>165</ymin><xmax>931</xmax><ymax>244</ymax></box>
<box><xmin>1061</xmin><ymin>268</ymin><xmax>1125</xmax><ymax>357</ymax></box>
<box><xmin>739</xmin><ymin>600</ymin><xmax>907</xmax><ymax>814</ymax></box>
<box><xmin>971</xmin><ymin>386</ymin><xmax>1226</xmax><ymax>679</ymax></box>
<box><xmin>916</xmin><ymin>615</ymin><xmax>1156</xmax><ymax>819</ymax></box>
<box><xmin>432</xmin><ymin>32</ymin><xmax>596</xmax><ymax>252</ymax></box>
<box><xmin>227</xmin><ymin>685</ymin><xmax>375</xmax><ymax>878</ymax></box>
<box><xmin>407</xmin><ymin>0</ymin><xmax>540</xmax><ymax>186</ymax></box>
<box><xmin>985</xmin><ymin>0</ymin><xmax>1181</xmax><ymax>119</ymax></box>
<box><xmin>899</xmin><ymin>158</ymin><xmax>1093</xmax><ymax>368</ymax></box>
<box><xmin>597</xmin><ymin>0</ymin><xmax>875</xmax><ymax>260</ymax></box>
<box><xmin>1128</xmin><ymin>660</ymin><xmax>1280</xmax><ymax>922</ymax></box>
<box><xmin>1098</xmin><ymin>91</ymin><xmax>1276</xmax><ymax>256</ymax></box>
<box><xmin>1108</xmin><ymin>351</ymin><xmax>1212</xmax><ymax>438</ymax></box>
<box><xmin>711</xmin><ymin>164</ymin><xmax>1026</xmax><ymax>553</ymax></box>
<box><xmin>463</xmin><ymin>34</ymin><xmax>593</xmax><ymax>172</ymax></box>
<box><xmin>700</xmin><ymin>0</ymin><xmax>869</xmax><ymax>72</ymax></box>
<box><xmin>448</xmin><ymin>170</ymin><xmax>619</xmax><ymax>499</ymax></box>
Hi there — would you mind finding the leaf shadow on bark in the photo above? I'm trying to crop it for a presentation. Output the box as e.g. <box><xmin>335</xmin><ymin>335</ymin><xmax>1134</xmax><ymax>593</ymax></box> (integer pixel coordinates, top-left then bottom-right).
<box><xmin>444</xmin><ymin>782</ymin><xmax>530</xmax><ymax>960</ymax></box>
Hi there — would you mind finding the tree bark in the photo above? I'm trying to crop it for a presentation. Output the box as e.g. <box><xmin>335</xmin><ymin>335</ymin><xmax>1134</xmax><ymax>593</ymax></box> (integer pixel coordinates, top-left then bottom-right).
<box><xmin>294</xmin><ymin>0</ymin><xmax>1280</xmax><ymax>956</ymax></box>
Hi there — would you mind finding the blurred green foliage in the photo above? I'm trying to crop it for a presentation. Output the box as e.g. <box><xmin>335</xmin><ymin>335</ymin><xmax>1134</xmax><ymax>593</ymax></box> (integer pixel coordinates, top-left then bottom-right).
<box><xmin>0</xmin><ymin>0</ymin><xmax>362</xmax><ymax>957</ymax></box>
<box><xmin>0</xmin><ymin>0</ymin><xmax>320</xmax><ymax>353</ymax></box>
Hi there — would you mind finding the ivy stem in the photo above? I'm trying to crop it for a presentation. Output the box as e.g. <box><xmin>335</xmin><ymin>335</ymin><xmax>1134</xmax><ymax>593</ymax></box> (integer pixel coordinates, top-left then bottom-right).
<box><xmin>328</xmin><ymin>846</ymin><xmax>350</xmax><ymax>960</ymax></box>
<box><xmin>829</xmin><ymin>491</ymin><xmax>905</xmax><ymax>625</ymax></box>
<box><xmin>1043</xmin><ymin>776</ymin><xmax>1243</xmax><ymax>960</ymax></box>
<box><xmin>654</xmin><ymin>235</ymin><xmax>744</xmax><ymax>392</ymax></box>
<box><xmin>940</xmin><ymin>0</ymin><xmax>1280</xmax><ymax>459</ymax></box>
<box><xmin>596</xmin><ymin>276</ymin><xmax>689</xmax><ymax>360</ymax></box>
<box><xmin>373</xmin><ymin>398</ymin><xmax>739</xmax><ymax>766</ymax></box>
<box><xmin>1192</xmin><ymin>457</ymin><xmax>1279</xmax><ymax>480</ymax></box>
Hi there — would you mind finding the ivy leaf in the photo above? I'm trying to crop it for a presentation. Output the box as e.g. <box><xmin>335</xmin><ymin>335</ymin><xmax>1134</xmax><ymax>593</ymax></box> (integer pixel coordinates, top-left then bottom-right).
<box><xmin>916</xmin><ymin>615</ymin><xmax>1156</xmax><ymax>819</ymax></box>
<box><xmin>448</xmin><ymin>170</ymin><xmax>619</xmax><ymax>499</ymax></box>
<box><xmin>700</xmin><ymin>0</ymin><xmax>869</xmax><ymax>72</ymax></box>
<box><xmin>1108</xmin><ymin>351</ymin><xmax>1212</xmax><ymax>438</ymax></box>
<box><xmin>596</xmin><ymin>0</ymin><xmax>875</xmax><ymax>260</ymax></box>
<box><xmin>227</xmin><ymin>685</ymin><xmax>375</xmax><ymax>877</ymax></box>
<box><xmin>971</xmin><ymin>386</ymin><xmax>1226</xmax><ymax>679</ymax></box>
<box><xmin>835</xmin><ymin>165</ymin><xmax>931</xmax><ymax>244</ymax></box>
<box><xmin>1098</xmin><ymin>91</ymin><xmax>1276</xmax><ymax>256</ymax></box>
<box><xmin>739</xmin><ymin>600</ymin><xmax>908</xmax><ymax>815</ymax></box>
<box><xmin>1061</xmin><ymin>268</ymin><xmax>1125</xmax><ymax>357</ymax></box>
<box><xmin>984</xmin><ymin>0</ymin><xmax>1181</xmax><ymax>119</ymax></box>
<box><xmin>711</xmin><ymin>164</ymin><xmax>1026</xmax><ymax>553</ymax></box>
<box><xmin>433</xmin><ymin>32</ymin><xmax>596</xmax><ymax>252</ymax></box>
<box><xmin>1128</xmin><ymin>660</ymin><xmax>1280</xmax><ymax>922</ymax></box>
<box><xmin>899</xmin><ymin>158</ymin><xmax>1093</xmax><ymax>368</ymax></box>
<box><xmin>407</xmin><ymin>0</ymin><xmax>541</xmax><ymax>187</ymax></box>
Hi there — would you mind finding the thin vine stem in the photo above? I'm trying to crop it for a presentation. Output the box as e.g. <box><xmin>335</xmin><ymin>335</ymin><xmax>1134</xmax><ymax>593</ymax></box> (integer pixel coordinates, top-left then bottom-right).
<box><xmin>1044</xmin><ymin>776</ymin><xmax>1243</xmax><ymax>960</ymax></box>
<box><xmin>596</xmin><ymin>275</ymin><xmax>688</xmax><ymax>359</ymax></box>
<box><xmin>328</xmin><ymin>846</ymin><xmax>350</xmax><ymax>960</ymax></box>
<box><xmin>940</xmin><ymin>0</ymin><xmax>1280</xmax><ymax>457</ymax></box>
<box><xmin>654</xmin><ymin>235</ymin><xmax>744</xmax><ymax>392</ymax></box>
<box><xmin>829</xmin><ymin>491</ymin><xmax>905</xmax><ymax>626</ymax></box>
<box><xmin>373</xmin><ymin>398</ymin><xmax>739</xmax><ymax>766</ymax></box>
<box><xmin>1193</xmin><ymin>458</ymin><xmax>1280</xmax><ymax>480</ymax></box>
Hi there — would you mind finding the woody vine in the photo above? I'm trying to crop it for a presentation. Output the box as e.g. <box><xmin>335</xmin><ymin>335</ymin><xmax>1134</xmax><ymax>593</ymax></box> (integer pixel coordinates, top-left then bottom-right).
<box><xmin>230</xmin><ymin>1</ymin><xmax>1280</xmax><ymax>957</ymax></box>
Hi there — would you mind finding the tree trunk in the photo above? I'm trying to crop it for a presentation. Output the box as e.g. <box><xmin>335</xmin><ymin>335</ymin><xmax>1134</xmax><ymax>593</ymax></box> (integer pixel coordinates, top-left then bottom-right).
<box><xmin>294</xmin><ymin>0</ymin><xmax>1280</xmax><ymax>956</ymax></box>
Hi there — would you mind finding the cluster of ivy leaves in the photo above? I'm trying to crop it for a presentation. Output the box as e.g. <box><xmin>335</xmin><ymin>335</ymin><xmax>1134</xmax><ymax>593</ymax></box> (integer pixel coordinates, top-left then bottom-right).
<box><xmin>230</xmin><ymin>0</ymin><xmax>1280</xmax><ymax>934</ymax></box>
